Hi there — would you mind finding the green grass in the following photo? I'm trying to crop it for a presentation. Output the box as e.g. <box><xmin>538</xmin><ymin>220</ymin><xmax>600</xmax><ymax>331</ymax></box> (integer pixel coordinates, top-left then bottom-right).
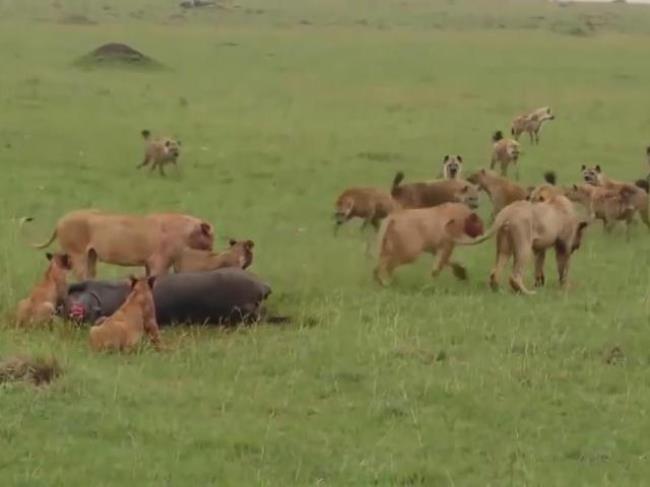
<box><xmin>2</xmin><ymin>0</ymin><xmax>650</xmax><ymax>485</ymax></box>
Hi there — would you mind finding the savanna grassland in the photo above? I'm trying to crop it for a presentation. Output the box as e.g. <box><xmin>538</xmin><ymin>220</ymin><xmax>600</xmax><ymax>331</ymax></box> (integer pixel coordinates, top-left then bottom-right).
<box><xmin>1</xmin><ymin>0</ymin><xmax>650</xmax><ymax>485</ymax></box>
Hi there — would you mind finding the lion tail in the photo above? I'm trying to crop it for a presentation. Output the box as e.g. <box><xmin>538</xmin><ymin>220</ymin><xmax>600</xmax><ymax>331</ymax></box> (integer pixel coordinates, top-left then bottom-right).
<box><xmin>20</xmin><ymin>217</ymin><xmax>57</xmax><ymax>249</ymax></box>
<box><xmin>452</xmin><ymin>216</ymin><xmax>505</xmax><ymax>246</ymax></box>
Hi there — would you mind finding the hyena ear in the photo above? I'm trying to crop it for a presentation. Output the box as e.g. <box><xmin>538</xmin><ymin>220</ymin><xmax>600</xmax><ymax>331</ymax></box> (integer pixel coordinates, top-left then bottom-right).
<box><xmin>245</xmin><ymin>240</ymin><xmax>254</xmax><ymax>249</ymax></box>
<box><xmin>595</xmin><ymin>165</ymin><xmax>602</xmax><ymax>173</ymax></box>
<box><xmin>147</xmin><ymin>276</ymin><xmax>156</xmax><ymax>289</ymax></box>
<box><xmin>443</xmin><ymin>155</ymin><xmax>449</xmax><ymax>162</ymax></box>
<box><xmin>45</xmin><ymin>252</ymin><xmax>53</xmax><ymax>261</ymax></box>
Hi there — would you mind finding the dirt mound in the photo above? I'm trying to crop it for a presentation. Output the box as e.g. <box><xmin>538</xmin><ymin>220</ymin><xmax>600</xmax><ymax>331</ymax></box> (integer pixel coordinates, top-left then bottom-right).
<box><xmin>76</xmin><ymin>43</ymin><xmax>163</xmax><ymax>69</ymax></box>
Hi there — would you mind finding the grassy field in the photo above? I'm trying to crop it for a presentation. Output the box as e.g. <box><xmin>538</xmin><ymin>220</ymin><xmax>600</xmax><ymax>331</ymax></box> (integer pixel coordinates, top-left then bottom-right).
<box><xmin>2</xmin><ymin>0</ymin><xmax>650</xmax><ymax>485</ymax></box>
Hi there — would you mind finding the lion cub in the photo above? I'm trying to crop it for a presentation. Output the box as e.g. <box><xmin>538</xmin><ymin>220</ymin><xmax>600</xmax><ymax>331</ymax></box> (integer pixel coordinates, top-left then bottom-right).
<box><xmin>15</xmin><ymin>252</ymin><xmax>71</xmax><ymax>327</ymax></box>
<box><xmin>136</xmin><ymin>129</ymin><xmax>181</xmax><ymax>176</ymax></box>
<box><xmin>174</xmin><ymin>239</ymin><xmax>254</xmax><ymax>273</ymax></box>
<box><xmin>374</xmin><ymin>203</ymin><xmax>484</xmax><ymax>286</ymax></box>
<box><xmin>89</xmin><ymin>276</ymin><xmax>160</xmax><ymax>352</ymax></box>
<box><xmin>490</xmin><ymin>131</ymin><xmax>521</xmax><ymax>179</ymax></box>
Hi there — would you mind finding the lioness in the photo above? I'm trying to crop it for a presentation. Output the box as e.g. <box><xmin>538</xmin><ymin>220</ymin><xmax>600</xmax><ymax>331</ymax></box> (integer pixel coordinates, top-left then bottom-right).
<box><xmin>565</xmin><ymin>183</ymin><xmax>637</xmax><ymax>238</ymax></box>
<box><xmin>454</xmin><ymin>194</ymin><xmax>589</xmax><ymax>295</ymax></box>
<box><xmin>511</xmin><ymin>107</ymin><xmax>555</xmax><ymax>144</ymax></box>
<box><xmin>174</xmin><ymin>239</ymin><xmax>254</xmax><ymax>273</ymax></box>
<box><xmin>136</xmin><ymin>130</ymin><xmax>181</xmax><ymax>176</ymax></box>
<box><xmin>581</xmin><ymin>165</ymin><xmax>649</xmax><ymax>229</ymax></box>
<box><xmin>491</xmin><ymin>131</ymin><xmax>522</xmax><ymax>179</ymax></box>
<box><xmin>89</xmin><ymin>275</ymin><xmax>160</xmax><ymax>352</ymax></box>
<box><xmin>15</xmin><ymin>252</ymin><xmax>71</xmax><ymax>327</ymax></box>
<box><xmin>441</xmin><ymin>155</ymin><xmax>463</xmax><ymax>180</ymax></box>
<box><xmin>23</xmin><ymin>211</ymin><xmax>214</xmax><ymax>279</ymax></box>
<box><xmin>334</xmin><ymin>186</ymin><xmax>400</xmax><ymax>234</ymax></box>
<box><xmin>466</xmin><ymin>168</ymin><xmax>527</xmax><ymax>220</ymax></box>
<box><xmin>373</xmin><ymin>203</ymin><xmax>485</xmax><ymax>286</ymax></box>
<box><xmin>390</xmin><ymin>172</ymin><xmax>479</xmax><ymax>210</ymax></box>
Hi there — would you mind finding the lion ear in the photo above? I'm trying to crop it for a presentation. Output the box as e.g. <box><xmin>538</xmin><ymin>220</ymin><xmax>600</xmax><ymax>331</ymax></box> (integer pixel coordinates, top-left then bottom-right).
<box><xmin>45</xmin><ymin>252</ymin><xmax>53</xmax><ymax>261</ymax></box>
<box><xmin>200</xmin><ymin>222</ymin><xmax>212</xmax><ymax>236</ymax></box>
<box><xmin>443</xmin><ymin>155</ymin><xmax>449</xmax><ymax>162</ymax></box>
<box><xmin>595</xmin><ymin>165</ymin><xmax>601</xmax><ymax>173</ymax></box>
<box><xmin>129</xmin><ymin>275</ymin><xmax>138</xmax><ymax>288</ymax></box>
<box><xmin>581</xmin><ymin>164</ymin><xmax>586</xmax><ymax>171</ymax></box>
<box><xmin>246</xmin><ymin>240</ymin><xmax>254</xmax><ymax>249</ymax></box>
<box><xmin>572</xmin><ymin>184</ymin><xmax>578</xmax><ymax>190</ymax></box>
<box><xmin>457</xmin><ymin>155</ymin><xmax>463</xmax><ymax>163</ymax></box>
<box><xmin>147</xmin><ymin>276</ymin><xmax>156</xmax><ymax>289</ymax></box>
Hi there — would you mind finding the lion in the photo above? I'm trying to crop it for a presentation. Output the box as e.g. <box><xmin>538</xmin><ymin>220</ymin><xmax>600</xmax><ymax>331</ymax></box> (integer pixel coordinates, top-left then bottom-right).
<box><xmin>581</xmin><ymin>165</ymin><xmax>649</xmax><ymax>229</ymax></box>
<box><xmin>441</xmin><ymin>155</ymin><xmax>463</xmax><ymax>180</ymax></box>
<box><xmin>89</xmin><ymin>275</ymin><xmax>160</xmax><ymax>352</ymax></box>
<box><xmin>174</xmin><ymin>239</ymin><xmax>254</xmax><ymax>273</ymax></box>
<box><xmin>565</xmin><ymin>183</ymin><xmax>636</xmax><ymax>237</ymax></box>
<box><xmin>466</xmin><ymin>168</ymin><xmax>527</xmax><ymax>220</ymax></box>
<box><xmin>22</xmin><ymin>211</ymin><xmax>214</xmax><ymax>279</ymax></box>
<box><xmin>491</xmin><ymin>131</ymin><xmax>522</xmax><ymax>179</ymax></box>
<box><xmin>453</xmin><ymin>194</ymin><xmax>589</xmax><ymax>295</ymax></box>
<box><xmin>15</xmin><ymin>252</ymin><xmax>71</xmax><ymax>327</ymax></box>
<box><xmin>390</xmin><ymin>172</ymin><xmax>480</xmax><ymax>210</ymax></box>
<box><xmin>136</xmin><ymin>130</ymin><xmax>181</xmax><ymax>176</ymax></box>
<box><xmin>373</xmin><ymin>203</ymin><xmax>485</xmax><ymax>286</ymax></box>
<box><xmin>511</xmin><ymin>107</ymin><xmax>555</xmax><ymax>144</ymax></box>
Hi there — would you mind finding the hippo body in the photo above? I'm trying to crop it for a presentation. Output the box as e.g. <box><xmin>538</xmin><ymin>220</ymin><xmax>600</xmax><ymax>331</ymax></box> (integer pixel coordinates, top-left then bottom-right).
<box><xmin>63</xmin><ymin>269</ymin><xmax>272</xmax><ymax>326</ymax></box>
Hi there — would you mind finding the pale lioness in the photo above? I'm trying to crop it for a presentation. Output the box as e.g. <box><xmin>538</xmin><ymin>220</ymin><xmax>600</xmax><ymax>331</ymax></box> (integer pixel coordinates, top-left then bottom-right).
<box><xmin>136</xmin><ymin>130</ymin><xmax>181</xmax><ymax>176</ymax></box>
<box><xmin>373</xmin><ymin>203</ymin><xmax>485</xmax><ymax>286</ymax></box>
<box><xmin>174</xmin><ymin>239</ymin><xmax>254</xmax><ymax>273</ymax></box>
<box><xmin>22</xmin><ymin>211</ymin><xmax>214</xmax><ymax>279</ymax></box>
<box><xmin>490</xmin><ymin>131</ymin><xmax>522</xmax><ymax>179</ymax></box>
<box><xmin>511</xmin><ymin>107</ymin><xmax>555</xmax><ymax>144</ymax></box>
<box><xmin>390</xmin><ymin>172</ymin><xmax>480</xmax><ymax>210</ymax></box>
<box><xmin>453</xmin><ymin>194</ymin><xmax>589</xmax><ymax>295</ymax></box>
<box><xmin>466</xmin><ymin>168</ymin><xmax>527</xmax><ymax>220</ymax></box>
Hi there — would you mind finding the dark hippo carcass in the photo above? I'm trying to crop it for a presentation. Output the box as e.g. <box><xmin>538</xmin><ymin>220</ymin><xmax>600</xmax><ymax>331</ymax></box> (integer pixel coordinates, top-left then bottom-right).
<box><xmin>62</xmin><ymin>269</ymin><xmax>273</xmax><ymax>326</ymax></box>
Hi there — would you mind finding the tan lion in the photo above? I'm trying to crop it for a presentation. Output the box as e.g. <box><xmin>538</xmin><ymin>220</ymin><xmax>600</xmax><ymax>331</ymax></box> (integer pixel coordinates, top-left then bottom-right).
<box><xmin>491</xmin><ymin>131</ymin><xmax>522</xmax><ymax>179</ymax></box>
<box><xmin>23</xmin><ymin>211</ymin><xmax>214</xmax><ymax>279</ymax></box>
<box><xmin>454</xmin><ymin>194</ymin><xmax>589</xmax><ymax>295</ymax></box>
<box><xmin>511</xmin><ymin>107</ymin><xmax>555</xmax><ymax>144</ymax></box>
<box><xmin>15</xmin><ymin>252</ymin><xmax>71</xmax><ymax>327</ymax></box>
<box><xmin>174</xmin><ymin>239</ymin><xmax>254</xmax><ymax>273</ymax></box>
<box><xmin>373</xmin><ymin>203</ymin><xmax>485</xmax><ymax>286</ymax></box>
<box><xmin>390</xmin><ymin>172</ymin><xmax>480</xmax><ymax>210</ymax></box>
<box><xmin>89</xmin><ymin>275</ymin><xmax>160</xmax><ymax>352</ymax></box>
<box><xmin>466</xmin><ymin>168</ymin><xmax>527</xmax><ymax>220</ymax></box>
<box><xmin>136</xmin><ymin>130</ymin><xmax>181</xmax><ymax>176</ymax></box>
